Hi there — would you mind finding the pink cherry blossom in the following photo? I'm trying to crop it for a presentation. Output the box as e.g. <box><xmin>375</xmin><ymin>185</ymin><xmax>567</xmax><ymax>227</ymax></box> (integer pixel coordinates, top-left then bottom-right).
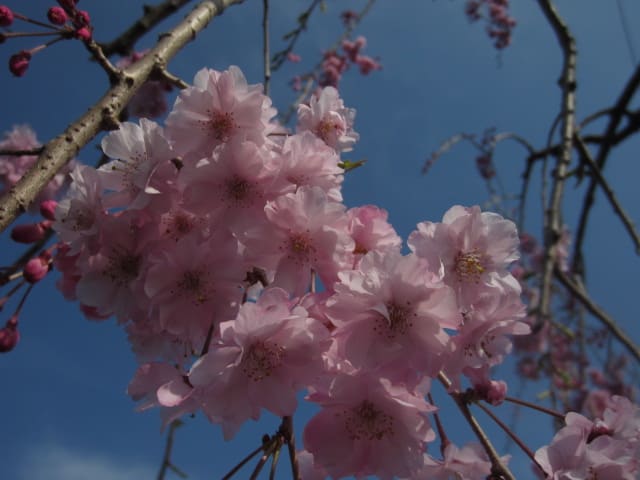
<box><xmin>99</xmin><ymin>118</ymin><xmax>176</xmax><ymax>210</ymax></box>
<box><xmin>410</xmin><ymin>442</ymin><xmax>504</xmax><ymax>480</ymax></box>
<box><xmin>188</xmin><ymin>288</ymin><xmax>331</xmax><ymax>439</ymax></box>
<box><xmin>328</xmin><ymin>251</ymin><xmax>458</xmax><ymax>377</ymax></box>
<box><xmin>166</xmin><ymin>66</ymin><xmax>276</xmax><ymax>162</ymax></box>
<box><xmin>304</xmin><ymin>371</ymin><xmax>435</xmax><ymax>479</ymax></box>
<box><xmin>297</xmin><ymin>86</ymin><xmax>359</xmax><ymax>152</ymax></box>
<box><xmin>408</xmin><ymin>205</ymin><xmax>521</xmax><ymax>307</ymax></box>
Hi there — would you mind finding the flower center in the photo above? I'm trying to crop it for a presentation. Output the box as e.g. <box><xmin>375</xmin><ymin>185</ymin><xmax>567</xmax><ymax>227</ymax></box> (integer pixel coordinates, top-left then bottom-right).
<box><xmin>174</xmin><ymin>269</ymin><xmax>211</xmax><ymax>305</ymax></box>
<box><xmin>373</xmin><ymin>302</ymin><xmax>414</xmax><ymax>340</ymax></box>
<box><xmin>343</xmin><ymin>400</ymin><xmax>395</xmax><ymax>441</ymax></box>
<box><xmin>210</xmin><ymin>110</ymin><xmax>236</xmax><ymax>142</ymax></box>
<box><xmin>454</xmin><ymin>250</ymin><xmax>485</xmax><ymax>283</ymax></box>
<box><xmin>105</xmin><ymin>249</ymin><xmax>142</xmax><ymax>286</ymax></box>
<box><xmin>224</xmin><ymin>175</ymin><xmax>255</xmax><ymax>207</ymax></box>
<box><xmin>315</xmin><ymin>119</ymin><xmax>343</xmax><ymax>143</ymax></box>
<box><xmin>284</xmin><ymin>232</ymin><xmax>318</xmax><ymax>265</ymax></box>
<box><xmin>242</xmin><ymin>341</ymin><xmax>284</xmax><ymax>381</ymax></box>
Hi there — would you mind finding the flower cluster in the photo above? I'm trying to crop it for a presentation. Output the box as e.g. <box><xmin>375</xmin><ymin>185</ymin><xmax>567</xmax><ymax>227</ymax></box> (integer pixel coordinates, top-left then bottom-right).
<box><xmin>53</xmin><ymin>65</ymin><xmax>620</xmax><ymax>479</ymax></box>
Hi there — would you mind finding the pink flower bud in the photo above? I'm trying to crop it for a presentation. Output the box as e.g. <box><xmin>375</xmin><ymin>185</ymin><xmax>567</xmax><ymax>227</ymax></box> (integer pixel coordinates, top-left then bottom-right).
<box><xmin>10</xmin><ymin>221</ymin><xmax>50</xmax><ymax>244</ymax></box>
<box><xmin>286</xmin><ymin>52</ymin><xmax>301</xmax><ymax>63</ymax></box>
<box><xmin>76</xmin><ymin>10</ymin><xmax>90</xmax><ymax>26</ymax></box>
<box><xmin>40</xmin><ymin>200</ymin><xmax>58</xmax><ymax>221</ymax></box>
<box><xmin>57</xmin><ymin>0</ymin><xmax>78</xmax><ymax>10</ymax></box>
<box><xmin>9</xmin><ymin>50</ymin><xmax>31</xmax><ymax>77</ymax></box>
<box><xmin>0</xmin><ymin>315</ymin><xmax>19</xmax><ymax>353</ymax></box>
<box><xmin>0</xmin><ymin>5</ymin><xmax>14</xmax><ymax>27</ymax></box>
<box><xmin>74</xmin><ymin>26</ymin><xmax>91</xmax><ymax>41</ymax></box>
<box><xmin>23</xmin><ymin>256</ymin><xmax>50</xmax><ymax>284</ymax></box>
<box><xmin>47</xmin><ymin>6</ymin><xmax>68</xmax><ymax>25</ymax></box>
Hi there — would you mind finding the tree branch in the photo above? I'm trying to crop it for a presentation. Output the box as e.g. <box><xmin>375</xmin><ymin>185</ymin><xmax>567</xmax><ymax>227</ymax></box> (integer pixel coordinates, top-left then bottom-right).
<box><xmin>536</xmin><ymin>0</ymin><xmax>577</xmax><ymax>323</ymax></box>
<box><xmin>574</xmin><ymin>135</ymin><xmax>640</xmax><ymax>253</ymax></box>
<box><xmin>0</xmin><ymin>0</ymin><xmax>243</xmax><ymax>235</ymax></box>
<box><xmin>99</xmin><ymin>0</ymin><xmax>195</xmax><ymax>57</ymax></box>
<box><xmin>554</xmin><ymin>268</ymin><xmax>640</xmax><ymax>363</ymax></box>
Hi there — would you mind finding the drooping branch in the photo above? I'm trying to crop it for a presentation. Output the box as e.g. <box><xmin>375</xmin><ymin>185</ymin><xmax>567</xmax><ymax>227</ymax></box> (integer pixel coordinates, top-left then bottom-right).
<box><xmin>0</xmin><ymin>0</ymin><xmax>243</xmax><ymax>235</ymax></box>
<box><xmin>572</xmin><ymin>63</ymin><xmax>640</xmax><ymax>274</ymax></box>
<box><xmin>536</xmin><ymin>0</ymin><xmax>577</xmax><ymax>323</ymax></box>
<box><xmin>554</xmin><ymin>268</ymin><xmax>640</xmax><ymax>363</ymax></box>
<box><xmin>574</xmin><ymin>135</ymin><xmax>640</xmax><ymax>253</ymax></box>
<box><xmin>99</xmin><ymin>0</ymin><xmax>195</xmax><ymax>57</ymax></box>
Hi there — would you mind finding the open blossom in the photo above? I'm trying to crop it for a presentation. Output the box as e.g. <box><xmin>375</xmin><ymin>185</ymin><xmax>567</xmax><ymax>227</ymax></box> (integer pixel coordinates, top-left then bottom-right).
<box><xmin>244</xmin><ymin>186</ymin><xmax>354</xmax><ymax>296</ymax></box>
<box><xmin>410</xmin><ymin>442</ymin><xmax>507</xmax><ymax>480</ymax></box>
<box><xmin>143</xmin><ymin>230</ymin><xmax>244</xmax><ymax>348</ymax></box>
<box><xmin>297</xmin><ymin>86</ymin><xmax>359</xmax><ymax>152</ymax></box>
<box><xmin>327</xmin><ymin>250</ymin><xmax>459</xmax><ymax>377</ymax></box>
<box><xmin>188</xmin><ymin>288</ymin><xmax>331</xmax><ymax>439</ymax></box>
<box><xmin>408</xmin><ymin>205</ymin><xmax>521</xmax><ymax>307</ymax></box>
<box><xmin>274</xmin><ymin>131</ymin><xmax>344</xmax><ymax>202</ymax></box>
<box><xmin>166</xmin><ymin>65</ymin><xmax>276</xmax><ymax>162</ymax></box>
<box><xmin>304</xmin><ymin>372</ymin><xmax>435</xmax><ymax>479</ymax></box>
<box><xmin>346</xmin><ymin>205</ymin><xmax>402</xmax><ymax>262</ymax></box>
<box><xmin>99</xmin><ymin>119</ymin><xmax>176</xmax><ymax>211</ymax></box>
<box><xmin>534</xmin><ymin>396</ymin><xmax>640</xmax><ymax>479</ymax></box>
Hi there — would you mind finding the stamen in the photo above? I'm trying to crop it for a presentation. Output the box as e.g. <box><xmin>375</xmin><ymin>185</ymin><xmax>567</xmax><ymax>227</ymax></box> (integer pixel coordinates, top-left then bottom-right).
<box><xmin>343</xmin><ymin>400</ymin><xmax>395</xmax><ymax>441</ymax></box>
<box><xmin>454</xmin><ymin>250</ymin><xmax>485</xmax><ymax>283</ymax></box>
<box><xmin>241</xmin><ymin>341</ymin><xmax>284</xmax><ymax>381</ymax></box>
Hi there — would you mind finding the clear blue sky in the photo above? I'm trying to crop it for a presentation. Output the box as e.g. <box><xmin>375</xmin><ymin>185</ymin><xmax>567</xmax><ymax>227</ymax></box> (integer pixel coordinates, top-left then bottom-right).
<box><xmin>1</xmin><ymin>1</ymin><xmax>639</xmax><ymax>479</ymax></box>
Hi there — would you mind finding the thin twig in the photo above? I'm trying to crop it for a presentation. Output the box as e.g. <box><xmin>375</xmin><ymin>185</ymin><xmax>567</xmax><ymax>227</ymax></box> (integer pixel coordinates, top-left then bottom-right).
<box><xmin>221</xmin><ymin>443</ymin><xmax>267</xmax><ymax>480</ymax></box>
<box><xmin>0</xmin><ymin>147</ymin><xmax>44</xmax><ymax>157</ymax></box>
<box><xmin>554</xmin><ymin>268</ymin><xmax>640</xmax><ymax>363</ymax></box>
<box><xmin>572</xmin><ymin>63</ymin><xmax>640</xmax><ymax>274</ymax></box>
<box><xmin>428</xmin><ymin>392</ymin><xmax>450</xmax><ymax>457</ymax></box>
<box><xmin>437</xmin><ymin>372</ymin><xmax>515</xmax><ymax>480</ymax></box>
<box><xmin>0</xmin><ymin>0</ymin><xmax>244</xmax><ymax>235</ymax></box>
<box><xmin>262</xmin><ymin>0</ymin><xmax>271</xmax><ymax>96</ymax></box>
<box><xmin>281</xmin><ymin>416</ymin><xmax>301</xmax><ymax>480</ymax></box>
<box><xmin>536</xmin><ymin>0</ymin><xmax>577</xmax><ymax>325</ymax></box>
<box><xmin>475</xmin><ymin>401</ymin><xmax>547</xmax><ymax>476</ymax></box>
<box><xmin>574</xmin><ymin>135</ymin><xmax>640</xmax><ymax>253</ymax></box>
<box><xmin>157</xmin><ymin>420</ymin><xmax>186</xmax><ymax>480</ymax></box>
<box><xmin>159</xmin><ymin>68</ymin><xmax>189</xmax><ymax>89</ymax></box>
<box><xmin>503</xmin><ymin>396</ymin><xmax>565</xmax><ymax>420</ymax></box>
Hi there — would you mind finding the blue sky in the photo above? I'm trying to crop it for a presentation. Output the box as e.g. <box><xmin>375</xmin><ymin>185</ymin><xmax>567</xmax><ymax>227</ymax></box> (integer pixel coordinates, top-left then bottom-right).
<box><xmin>1</xmin><ymin>1</ymin><xmax>639</xmax><ymax>479</ymax></box>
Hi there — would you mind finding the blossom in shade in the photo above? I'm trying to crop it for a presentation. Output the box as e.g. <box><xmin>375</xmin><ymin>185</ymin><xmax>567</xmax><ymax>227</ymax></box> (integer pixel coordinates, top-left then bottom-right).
<box><xmin>410</xmin><ymin>442</ymin><xmax>505</xmax><ymax>480</ymax></box>
<box><xmin>297</xmin><ymin>86</ymin><xmax>359</xmax><ymax>152</ymax></box>
<box><xmin>166</xmin><ymin>66</ymin><xmax>276</xmax><ymax>162</ymax></box>
<box><xmin>0</xmin><ymin>124</ymin><xmax>73</xmax><ymax>209</ymax></box>
<box><xmin>304</xmin><ymin>371</ymin><xmax>435</xmax><ymax>479</ymax></box>
<box><xmin>188</xmin><ymin>288</ymin><xmax>331</xmax><ymax>439</ymax></box>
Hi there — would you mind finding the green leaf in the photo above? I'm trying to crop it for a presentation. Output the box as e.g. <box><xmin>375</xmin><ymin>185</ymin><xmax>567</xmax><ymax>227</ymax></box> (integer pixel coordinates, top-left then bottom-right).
<box><xmin>338</xmin><ymin>159</ymin><xmax>367</xmax><ymax>172</ymax></box>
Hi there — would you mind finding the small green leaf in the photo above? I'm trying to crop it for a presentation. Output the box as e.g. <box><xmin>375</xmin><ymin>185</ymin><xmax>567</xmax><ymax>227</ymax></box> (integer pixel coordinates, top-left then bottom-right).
<box><xmin>338</xmin><ymin>159</ymin><xmax>367</xmax><ymax>172</ymax></box>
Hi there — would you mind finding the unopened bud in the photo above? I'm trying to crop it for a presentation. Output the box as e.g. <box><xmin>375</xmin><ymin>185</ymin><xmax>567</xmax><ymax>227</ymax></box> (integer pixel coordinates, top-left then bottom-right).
<box><xmin>0</xmin><ymin>314</ymin><xmax>19</xmax><ymax>353</ymax></box>
<box><xmin>10</xmin><ymin>221</ymin><xmax>51</xmax><ymax>244</ymax></box>
<box><xmin>23</xmin><ymin>255</ymin><xmax>50</xmax><ymax>283</ymax></box>
<box><xmin>74</xmin><ymin>26</ymin><xmax>90</xmax><ymax>41</ymax></box>
<box><xmin>9</xmin><ymin>50</ymin><xmax>31</xmax><ymax>77</ymax></box>
<box><xmin>47</xmin><ymin>6</ymin><xmax>68</xmax><ymax>25</ymax></box>
<box><xmin>57</xmin><ymin>0</ymin><xmax>78</xmax><ymax>10</ymax></box>
<box><xmin>0</xmin><ymin>5</ymin><xmax>13</xmax><ymax>27</ymax></box>
<box><xmin>40</xmin><ymin>200</ymin><xmax>58</xmax><ymax>221</ymax></box>
<box><xmin>75</xmin><ymin>10</ymin><xmax>90</xmax><ymax>26</ymax></box>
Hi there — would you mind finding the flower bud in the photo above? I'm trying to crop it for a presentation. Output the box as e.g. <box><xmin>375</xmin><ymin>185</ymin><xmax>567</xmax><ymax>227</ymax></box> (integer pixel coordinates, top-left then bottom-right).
<box><xmin>47</xmin><ymin>6</ymin><xmax>68</xmax><ymax>25</ymax></box>
<box><xmin>0</xmin><ymin>5</ymin><xmax>14</xmax><ymax>27</ymax></box>
<box><xmin>74</xmin><ymin>26</ymin><xmax>91</xmax><ymax>41</ymax></box>
<box><xmin>9</xmin><ymin>50</ymin><xmax>31</xmax><ymax>77</ymax></box>
<box><xmin>40</xmin><ymin>200</ymin><xmax>58</xmax><ymax>221</ymax></box>
<box><xmin>23</xmin><ymin>255</ymin><xmax>50</xmax><ymax>284</ymax></box>
<box><xmin>0</xmin><ymin>315</ymin><xmax>19</xmax><ymax>353</ymax></box>
<box><xmin>10</xmin><ymin>221</ymin><xmax>50</xmax><ymax>244</ymax></box>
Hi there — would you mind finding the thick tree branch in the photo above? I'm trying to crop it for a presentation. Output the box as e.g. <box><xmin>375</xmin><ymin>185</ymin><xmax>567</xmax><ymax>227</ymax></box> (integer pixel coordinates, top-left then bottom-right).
<box><xmin>0</xmin><ymin>0</ymin><xmax>243</xmax><ymax>235</ymax></box>
<box><xmin>99</xmin><ymin>0</ymin><xmax>195</xmax><ymax>57</ymax></box>
<box><xmin>536</xmin><ymin>0</ymin><xmax>577</xmax><ymax>322</ymax></box>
